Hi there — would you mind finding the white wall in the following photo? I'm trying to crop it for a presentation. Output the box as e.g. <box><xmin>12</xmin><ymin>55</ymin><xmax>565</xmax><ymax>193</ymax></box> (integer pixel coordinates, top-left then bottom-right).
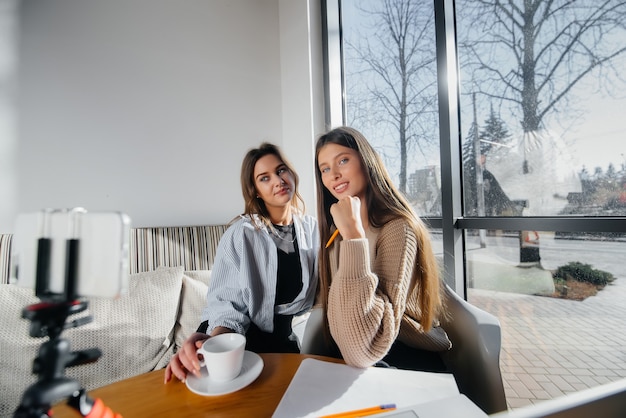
<box><xmin>2</xmin><ymin>0</ymin><xmax>325</xmax><ymax>231</ymax></box>
<box><xmin>0</xmin><ymin>0</ymin><xmax>18</xmax><ymax>235</ymax></box>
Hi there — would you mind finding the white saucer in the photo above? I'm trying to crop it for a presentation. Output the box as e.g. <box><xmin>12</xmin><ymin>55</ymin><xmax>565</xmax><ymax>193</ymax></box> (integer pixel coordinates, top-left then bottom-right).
<box><xmin>185</xmin><ymin>351</ymin><xmax>264</xmax><ymax>396</ymax></box>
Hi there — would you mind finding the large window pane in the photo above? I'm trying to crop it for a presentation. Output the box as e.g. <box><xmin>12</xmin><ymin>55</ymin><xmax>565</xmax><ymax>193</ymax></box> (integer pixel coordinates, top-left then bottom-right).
<box><xmin>466</xmin><ymin>229</ymin><xmax>626</xmax><ymax>409</ymax></box>
<box><xmin>341</xmin><ymin>0</ymin><xmax>441</xmax><ymax>216</ymax></box>
<box><xmin>465</xmin><ymin>230</ymin><xmax>625</xmax><ymax>293</ymax></box>
<box><xmin>456</xmin><ymin>1</ymin><xmax>626</xmax><ymax>220</ymax></box>
<box><xmin>334</xmin><ymin>0</ymin><xmax>626</xmax><ymax>411</ymax></box>
<box><xmin>337</xmin><ymin>0</ymin><xmax>626</xmax><ymax>412</ymax></box>
<box><xmin>455</xmin><ymin>1</ymin><xmax>626</xmax><ymax>408</ymax></box>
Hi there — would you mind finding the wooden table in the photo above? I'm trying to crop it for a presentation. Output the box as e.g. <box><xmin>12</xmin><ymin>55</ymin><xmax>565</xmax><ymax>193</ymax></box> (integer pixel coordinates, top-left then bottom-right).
<box><xmin>52</xmin><ymin>353</ymin><xmax>343</xmax><ymax>418</ymax></box>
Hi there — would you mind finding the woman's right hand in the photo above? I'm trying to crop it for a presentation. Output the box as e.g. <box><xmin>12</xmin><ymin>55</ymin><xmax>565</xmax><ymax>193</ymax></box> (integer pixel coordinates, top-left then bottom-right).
<box><xmin>164</xmin><ymin>332</ymin><xmax>209</xmax><ymax>383</ymax></box>
<box><xmin>330</xmin><ymin>196</ymin><xmax>366</xmax><ymax>240</ymax></box>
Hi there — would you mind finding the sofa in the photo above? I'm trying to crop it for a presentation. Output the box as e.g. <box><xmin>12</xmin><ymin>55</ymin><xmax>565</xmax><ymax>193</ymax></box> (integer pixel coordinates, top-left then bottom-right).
<box><xmin>0</xmin><ymin>225</ymin><xmax>228</xmax><ymax>416</ymax></box>
<box><xmin>0</xmin><ymin>224</ymin><xmax>506</xmax><ymax>416</ymax></box>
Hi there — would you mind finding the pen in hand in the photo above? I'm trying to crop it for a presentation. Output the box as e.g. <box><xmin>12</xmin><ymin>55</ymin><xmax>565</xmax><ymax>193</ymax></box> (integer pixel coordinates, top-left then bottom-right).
<box><xmin>325</xmin><ymin>229</ymin><xmax>340</xmax><ymax>248</ymax></box>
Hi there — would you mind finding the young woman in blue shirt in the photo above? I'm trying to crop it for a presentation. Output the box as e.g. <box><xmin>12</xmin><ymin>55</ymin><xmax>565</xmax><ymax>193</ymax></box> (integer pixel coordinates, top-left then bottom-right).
<box><xmin>165</xmin><ymin>143</ymin><xmax>318</xmax><ymax>383</ymax></box>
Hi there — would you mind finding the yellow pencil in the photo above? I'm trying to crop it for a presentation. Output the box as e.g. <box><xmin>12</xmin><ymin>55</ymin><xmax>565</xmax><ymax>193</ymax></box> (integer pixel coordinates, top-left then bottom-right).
<box><xmin>325</xmin><ymin>229</ymin><xmax>340</xmax><ymax>248</ymax></box>
<box><xmin>320</xmin><ymin>403</ymin><xmax>397</xmax><ymax>418</ymax></box>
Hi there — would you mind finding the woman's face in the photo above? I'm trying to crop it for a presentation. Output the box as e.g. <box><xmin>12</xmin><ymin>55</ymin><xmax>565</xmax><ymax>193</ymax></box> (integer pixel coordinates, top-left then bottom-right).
<box><xmin>253</xmin><ymin>153</ymin><xmax>295</xmax><ymax>210</ymax></box>
<box><xmin>317</xmin><ymin>143</ymin><xmax>367</xmax><ymax>201</ymax></box>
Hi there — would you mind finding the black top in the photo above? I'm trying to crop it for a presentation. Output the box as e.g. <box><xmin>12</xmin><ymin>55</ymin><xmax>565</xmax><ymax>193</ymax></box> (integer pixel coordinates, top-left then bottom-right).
<box><xmin>198</xmin><ymin>223</ymin><xmax>303</xmax><ymax>353</ymax></box>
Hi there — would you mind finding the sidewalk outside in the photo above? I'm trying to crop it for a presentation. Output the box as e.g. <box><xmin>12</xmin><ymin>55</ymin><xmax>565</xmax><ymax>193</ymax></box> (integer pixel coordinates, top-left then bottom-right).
<box><xmin>469</xmin><ymin>277</ymin><xmax>626</xmax><ymax>410</ymax></box>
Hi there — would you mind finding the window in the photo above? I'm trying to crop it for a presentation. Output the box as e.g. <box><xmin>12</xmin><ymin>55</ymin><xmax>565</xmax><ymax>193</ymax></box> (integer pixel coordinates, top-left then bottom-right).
<box><xmin>342</xmin><ymin>0</ymin><xmax>442</xmax><ymax>217</ymax></box>
<box><xmin>327</xmin><ymin>0</ymin><xmax>626</xmax><ymax>410</ymax></box>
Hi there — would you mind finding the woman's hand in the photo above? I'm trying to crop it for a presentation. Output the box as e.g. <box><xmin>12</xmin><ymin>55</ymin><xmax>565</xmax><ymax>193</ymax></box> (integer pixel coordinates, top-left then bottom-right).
<box><xmin>164</xmin><ymin>332</ymin><xmax>209</xmax><ymax>383</ymax></box>
<box><xmin>330</xmin><ymin>196</ymin><xmax>366</xmax><ymax>240</ymax></box>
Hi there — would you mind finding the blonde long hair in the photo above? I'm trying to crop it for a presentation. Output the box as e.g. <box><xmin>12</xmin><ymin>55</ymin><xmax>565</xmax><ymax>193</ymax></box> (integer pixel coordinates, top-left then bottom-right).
<box><xmin>314</xmin><ymin>126</ymin><xmax>443</xmax><ymax>331</ymax></box>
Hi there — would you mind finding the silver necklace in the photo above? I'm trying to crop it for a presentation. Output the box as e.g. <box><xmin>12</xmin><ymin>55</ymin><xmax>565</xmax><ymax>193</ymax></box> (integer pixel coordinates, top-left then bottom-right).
<box><xmin>272</xmin><ymin>224</ymin><xmax>296</xmax><ymax>243</ymax></box>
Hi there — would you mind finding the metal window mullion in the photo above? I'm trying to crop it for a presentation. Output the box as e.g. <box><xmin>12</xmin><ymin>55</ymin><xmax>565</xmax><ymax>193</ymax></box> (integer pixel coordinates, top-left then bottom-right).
<box><xmin>321</xmin><ymin>0</ymin><xmax>344</xmax><ymax>129</ymax></box>
<box><xmin>457</xmin><ymin>216</ymin><xmax>626</xmax><ymax>233</ymax></box>
<box><xmin>434</xmin><ymin>0</ymin><xmax>465</xmax><ymax>297</ymax></box>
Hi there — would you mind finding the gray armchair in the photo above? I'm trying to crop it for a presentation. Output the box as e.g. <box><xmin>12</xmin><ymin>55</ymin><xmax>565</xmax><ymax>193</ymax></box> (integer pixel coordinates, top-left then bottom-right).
<box><xmin>439</xmin><ymin>284</ymin><xmax>507</xmax><ymax>414</ymax></box>
<box><xmin>299</xmin><ymin>284</ymin><xmax>507</xmax><ymax>415</ymax></box>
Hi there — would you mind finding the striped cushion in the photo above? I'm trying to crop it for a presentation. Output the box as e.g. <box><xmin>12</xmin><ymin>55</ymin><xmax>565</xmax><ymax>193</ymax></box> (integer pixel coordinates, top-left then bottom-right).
<box><xmin>0</xmin><ymin>225</ymin><xmax>228</xmax><ymax>284</ymax></box>
<box><xmin>0</xmin><ymin>234</ymin><xmax>11</xmax><ymax>285</ymax></box>
<box><xmin>129</xmin><ymin>225</ymin><xmax>228</xmax><ymax>274</ymax></box>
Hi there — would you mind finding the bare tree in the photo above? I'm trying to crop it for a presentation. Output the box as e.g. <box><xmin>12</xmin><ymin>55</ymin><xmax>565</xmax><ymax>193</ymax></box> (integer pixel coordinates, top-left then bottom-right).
<box><xmin>460</xmin><ymin>0</ymin><xmax>626</xmax><ymax>139</ymax></box>
<box><xmin>344</xmin><ymin>0</ymin><xmax>437</xmax><ymax>193</ymax></box>
<box><xmin>458</xmin><ymin>0</ymin><xmax>626</xmax><ymax>264</ymax></box>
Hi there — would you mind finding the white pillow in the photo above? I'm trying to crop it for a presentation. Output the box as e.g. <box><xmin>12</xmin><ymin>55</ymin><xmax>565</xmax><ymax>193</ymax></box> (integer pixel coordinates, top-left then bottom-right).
<box><xmin>175</xmin><ymin>270</ymin><xmax>211</xmax><ymax>350</ymax></box>
<box><xmin>0</xmin><ymin>266</ymin><xmax>184</xmax><ymax>416</ymax></box>
<box><xmin>0</xmin><ymin>284</ymin><xmax>40</xmax><ymax>416</ymax></box>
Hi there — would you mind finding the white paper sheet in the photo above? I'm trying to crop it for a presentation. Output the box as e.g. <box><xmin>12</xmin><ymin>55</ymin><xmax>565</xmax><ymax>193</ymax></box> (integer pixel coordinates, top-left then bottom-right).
<box><xmin>272</xmin><ymin>358</ymin><xmax>459</xmax><ymax>418</ymax></box>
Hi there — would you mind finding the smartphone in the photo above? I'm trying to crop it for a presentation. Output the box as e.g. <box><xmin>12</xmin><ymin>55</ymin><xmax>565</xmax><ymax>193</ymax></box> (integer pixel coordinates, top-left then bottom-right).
<box><xmin>10</xmin><ymin>209</ymin><xmax>131</xmax><ymax>299</ymax></box>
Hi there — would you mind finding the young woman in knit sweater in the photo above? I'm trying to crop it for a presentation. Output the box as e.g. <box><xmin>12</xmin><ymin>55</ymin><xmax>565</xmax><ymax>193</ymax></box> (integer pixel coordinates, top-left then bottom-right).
<box><xmin>315</xmin><ymin>126</ymin><xmax>451</xmax><ymax>371</ymax></box>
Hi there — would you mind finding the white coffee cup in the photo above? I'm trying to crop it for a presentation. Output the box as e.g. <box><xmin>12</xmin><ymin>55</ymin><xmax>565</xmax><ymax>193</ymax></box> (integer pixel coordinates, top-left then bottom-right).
<box><xmin>197</xmin><ymin>333</ymin><xmax>246</xmax><ymax>382</ymax></box>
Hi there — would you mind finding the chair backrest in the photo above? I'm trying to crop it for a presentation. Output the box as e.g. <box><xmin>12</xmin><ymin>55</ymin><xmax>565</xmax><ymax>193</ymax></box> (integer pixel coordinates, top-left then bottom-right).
<box><xmin>439</xmin><ymin>285</ymin><xmax>508</xmax><ymax>414</ymax></box>
<box><xmin>1</xmin><ymin>225</ymin><xmax>229</xmax><ymax>285</ymax></box>
<box><xmin>299</xmin><ymin>307</ymin><xmax>341</xmax><ymax>358</ymax></box>
<box><xmin>0</xmin><ymin>234</ymin><xmax>11</xmax><ymax>285</ymax></box>
<box><xmin>129</xmin><ymin>225</ymin><xmax>228</xmax><ymax>273</ymax></box>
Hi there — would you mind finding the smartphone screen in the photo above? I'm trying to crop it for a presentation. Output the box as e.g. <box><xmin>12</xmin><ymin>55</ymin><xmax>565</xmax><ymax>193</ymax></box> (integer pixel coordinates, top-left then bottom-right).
<box><xmin>76</xmin><ymin>211</ymin><xmax>130</xmax><ymax>298</ymax></box>
<box><xmin>10</xmin><ymin>209</ymin><xmax>130</xmax><ymax>299</ymax></box>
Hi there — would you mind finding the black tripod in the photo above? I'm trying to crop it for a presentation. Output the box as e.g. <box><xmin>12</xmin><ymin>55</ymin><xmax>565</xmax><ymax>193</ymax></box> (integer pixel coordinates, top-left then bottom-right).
<box><xmin>14</xmin><ymin>298</ymin><xmax>103</xmax><ymax>417</ymax></box>
<box><xmin>14</xmin><ymin>237</ymin><xmax>120</xmax><ymax>418</ymax></box>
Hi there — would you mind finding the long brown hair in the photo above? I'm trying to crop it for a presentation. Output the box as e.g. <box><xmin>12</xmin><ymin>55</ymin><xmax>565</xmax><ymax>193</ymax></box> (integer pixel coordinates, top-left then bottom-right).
<box><xmin>238</xmin><ymin>142</ymin><xmax>305</xmax><ymax>229</ymax></box>
<box><xmin>314</xmin><ymin>126</ymin><xmax>443</xmax><ymax>331</ymax></box>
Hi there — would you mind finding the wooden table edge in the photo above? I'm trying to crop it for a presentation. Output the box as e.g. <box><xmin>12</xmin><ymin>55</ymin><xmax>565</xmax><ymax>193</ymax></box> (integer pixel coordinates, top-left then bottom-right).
<box><xmin>52</xmin><ymin>353</ymin><xmax>344</xmax><ymax>417</ymax></box>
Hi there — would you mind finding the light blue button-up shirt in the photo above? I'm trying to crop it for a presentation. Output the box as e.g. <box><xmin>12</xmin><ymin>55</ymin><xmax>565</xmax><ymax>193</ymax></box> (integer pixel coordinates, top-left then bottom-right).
<box><xmin>201</xmin><ymin>213</ymin><xmax>319</xmax><ymax>334</ymax></box>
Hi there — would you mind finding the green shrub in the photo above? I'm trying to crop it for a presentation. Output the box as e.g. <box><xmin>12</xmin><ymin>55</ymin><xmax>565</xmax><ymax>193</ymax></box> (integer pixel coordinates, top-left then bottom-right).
<box><xmin>554</xmin><ymin>262</ymin><xmax>615</xmax><ymax>286</ymax></box>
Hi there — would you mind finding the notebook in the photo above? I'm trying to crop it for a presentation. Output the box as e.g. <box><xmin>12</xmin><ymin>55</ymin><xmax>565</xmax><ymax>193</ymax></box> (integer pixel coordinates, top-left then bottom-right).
<box><xmin>272</xmin><ymin>358</ymin><xmax>461</xmax><ymax>418</ymax></box>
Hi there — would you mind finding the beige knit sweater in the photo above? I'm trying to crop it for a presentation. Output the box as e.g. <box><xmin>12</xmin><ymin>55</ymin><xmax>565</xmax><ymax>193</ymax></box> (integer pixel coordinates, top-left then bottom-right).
<box><xmin>327</xmin><ymin>218</ymin><xmax>451</xmax><ymax>368</ymax></box>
